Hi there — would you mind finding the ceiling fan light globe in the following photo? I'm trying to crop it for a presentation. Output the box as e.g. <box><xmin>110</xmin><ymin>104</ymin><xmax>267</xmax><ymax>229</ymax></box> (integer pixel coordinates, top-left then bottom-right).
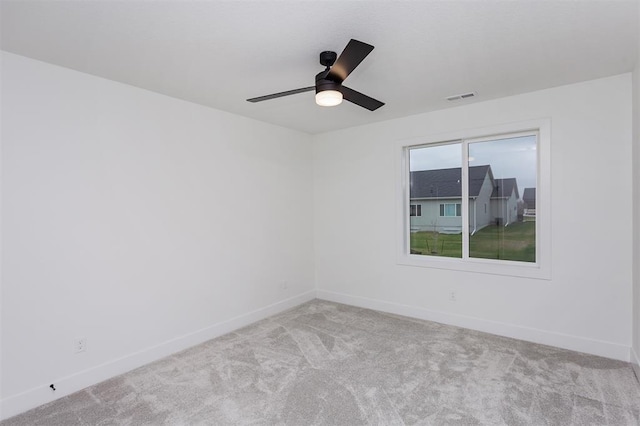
<box><xmin>315</xmin><ymin>90</ymin><xmax>343</xmax><ymax>107</ymax></box>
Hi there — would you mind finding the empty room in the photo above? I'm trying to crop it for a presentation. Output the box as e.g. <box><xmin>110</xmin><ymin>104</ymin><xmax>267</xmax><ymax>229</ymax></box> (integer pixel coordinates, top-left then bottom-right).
<box><xmin>1</xmin><ymin>0</ymin><xmax>640</xmax><ymax>424</ymax></box>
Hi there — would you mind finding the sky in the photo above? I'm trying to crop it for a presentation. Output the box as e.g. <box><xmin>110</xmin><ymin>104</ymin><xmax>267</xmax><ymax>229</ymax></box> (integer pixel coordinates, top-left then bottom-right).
<box><xmin>409</xmin><ymin>135</ymin><xmax>537</xmax><ymax>195</ymax></box>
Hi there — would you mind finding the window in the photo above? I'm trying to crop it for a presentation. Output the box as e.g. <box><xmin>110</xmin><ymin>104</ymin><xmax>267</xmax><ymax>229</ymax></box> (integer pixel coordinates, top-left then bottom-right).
<box><xmin>440</xmin><ymin>203</ymin><xmax>461</xmax><ymax>217</ymax></box>
<box><xmin>397</xmin><ymin>119</ymin><xmax>550</xmax><ymax>279</ymax></box>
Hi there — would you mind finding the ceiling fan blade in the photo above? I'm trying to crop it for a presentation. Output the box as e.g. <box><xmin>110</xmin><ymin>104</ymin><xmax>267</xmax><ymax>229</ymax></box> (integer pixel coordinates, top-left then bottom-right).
<box><xmin>327</xmin><ymin>39</ymin><xmax>374</xmax><ymax>83</ymax></box>
<box><xmin>341</xmin><ymin>86</ymin><xmax>385</xmax><ymax>111</ymax></box>
<box><xmin>247</xmin><ymin>86</ymin><xmax>315</xmax><ymax>103</ymax></box>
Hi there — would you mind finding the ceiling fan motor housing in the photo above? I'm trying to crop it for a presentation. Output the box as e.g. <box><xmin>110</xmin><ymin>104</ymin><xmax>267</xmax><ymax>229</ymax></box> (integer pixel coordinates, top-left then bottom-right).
<box><xmin>315</xmin><ymin>75</ymin><xmax>341</xmax><ymax>94</ymax></box>
<box><xmin>316</xmin><ymin>52</ymin><xmax>341</xmax><ymax>94</ymax></box>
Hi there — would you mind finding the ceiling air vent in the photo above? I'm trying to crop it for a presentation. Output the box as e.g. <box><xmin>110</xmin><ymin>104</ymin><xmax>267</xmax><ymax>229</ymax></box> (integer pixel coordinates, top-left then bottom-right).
<box><xmin>446</xmin><ymin>92</ymin><xmax>476</xmax><ymax>101</ymax></box>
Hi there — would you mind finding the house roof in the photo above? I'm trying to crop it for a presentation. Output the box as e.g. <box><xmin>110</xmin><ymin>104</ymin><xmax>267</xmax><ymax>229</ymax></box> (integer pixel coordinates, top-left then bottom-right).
<box><xmin>523</xmin><ymin>188</ymin><xmax>536</xmax><ymax>207</ymax></box>
<box><xmin>410</xmin><ymin>165</ymin><xmax>492</xmax><ymax>199</ymax></box>
<box><xmin>492</xmin><ymin>178</ymin><xmax>520</xmax><ymax>200</ymax></box>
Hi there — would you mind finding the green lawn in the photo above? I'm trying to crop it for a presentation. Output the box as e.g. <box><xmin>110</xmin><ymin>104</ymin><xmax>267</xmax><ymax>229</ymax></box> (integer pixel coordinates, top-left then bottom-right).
<box><xmin>410</xmin><ymin>231</ymin><xmax>462</xmax><ymax>258</ymax></box>
<box><xmin>410</xmin><ymin>221</ymin><xmax>536</xmax><ymax>262</ymax></box>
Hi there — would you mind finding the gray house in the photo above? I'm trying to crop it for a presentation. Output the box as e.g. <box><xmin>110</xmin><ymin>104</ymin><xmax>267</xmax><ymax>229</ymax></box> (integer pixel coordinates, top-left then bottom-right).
<box><xmin>523</xmin><ymin>187</ymin><xmax>536</xmax><ymax>216</ymax></box>
<box><xmin>410</xmin><ymin>165</ymin><xmax>520</xmax><ymax>234</ymax></box>
<box><xmin>491</xmin><ymin>178</ymin><xmax>520</xmax><ymax>226</ymax></box>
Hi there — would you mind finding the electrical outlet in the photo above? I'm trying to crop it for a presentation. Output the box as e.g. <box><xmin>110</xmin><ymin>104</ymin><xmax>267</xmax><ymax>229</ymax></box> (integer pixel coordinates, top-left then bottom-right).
<box><xmin>280</xmin><ymin>281</ymin><xmax>288</xmax><ymax>290</ymax></box>
<box><xmin>449</xmin><ymin>291</ymin><xmax>457</xmax><ymax>302</ymax></box>
<box><xmin>74</xmin><ymin>337</ymin><xmax>87</xmax><ymax>353</ymax></box>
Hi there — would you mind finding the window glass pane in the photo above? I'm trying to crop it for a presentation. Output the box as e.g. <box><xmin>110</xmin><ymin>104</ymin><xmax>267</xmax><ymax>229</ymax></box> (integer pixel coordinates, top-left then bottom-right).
<box><xmin>409</xmin><ymin>143</ymin><xmax>462</xmax><ymax>258</ymax></box>
<box><xmin>445</xmin><ymin>204</ymin><xmax>456</xmax><ymax>216</ymax></box>
<box><xmin>468</xmin><ymin>135</ymin><xmax>536</xmax><ymax>262</ymax></box>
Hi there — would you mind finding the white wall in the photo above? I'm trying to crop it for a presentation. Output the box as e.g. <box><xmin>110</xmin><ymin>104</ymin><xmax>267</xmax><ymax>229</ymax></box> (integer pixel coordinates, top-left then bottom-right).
<box><xmin>632</xmin><ymin>9</ymin><xmax>640</xmax><ymax>375</ymax></box>
<box><xmin>0</xmin><ymin>52</ymin><xmax>315</xmax><ymax>419</ymax></box>
<box><xmin>314</xmin><ymin>74</ymin><xmax>633</xmax><ymax>361</ymax></box>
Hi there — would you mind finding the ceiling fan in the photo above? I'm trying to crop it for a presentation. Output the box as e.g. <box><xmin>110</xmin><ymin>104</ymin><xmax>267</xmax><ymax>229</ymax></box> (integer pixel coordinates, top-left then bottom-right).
<box><xmin>246</xmin><ymin>39</ymin><xmax>384</xmax><ymax>111</ymax></box>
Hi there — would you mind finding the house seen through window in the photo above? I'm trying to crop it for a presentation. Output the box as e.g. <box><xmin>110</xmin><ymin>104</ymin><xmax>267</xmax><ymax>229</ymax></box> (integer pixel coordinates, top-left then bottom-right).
<box><xmin>408</xmin><ymin>133</ymin><xmax>537</xmax><ymax>263</ymax></box>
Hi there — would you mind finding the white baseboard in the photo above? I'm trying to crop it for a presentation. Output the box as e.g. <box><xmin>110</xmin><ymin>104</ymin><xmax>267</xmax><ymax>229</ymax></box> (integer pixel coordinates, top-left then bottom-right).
<box><xmin>316</xmin><ymin>290</ymin><xmax>631</xmax><ymax>362</ymax></box>
<box><xmin>632</xmin><ymin>347</ymin><xmax>640</xmax><ymax>381</ymax></box>
<box><xmin>0</xmin><ymin>290</ymin><xmax>316</xmax><ymax>421</ymax></box>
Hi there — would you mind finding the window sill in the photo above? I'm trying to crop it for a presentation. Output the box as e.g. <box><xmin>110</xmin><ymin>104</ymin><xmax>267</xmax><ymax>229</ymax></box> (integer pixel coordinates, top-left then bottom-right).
<box><xmin>397</xmin><ymin>253</ymin><xmax>551</xmax><ymax>280</ymax></box>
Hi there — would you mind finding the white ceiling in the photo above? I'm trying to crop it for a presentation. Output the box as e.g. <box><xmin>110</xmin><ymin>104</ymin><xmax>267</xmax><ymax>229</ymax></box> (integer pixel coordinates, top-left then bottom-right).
<box><xmin>2</xmin><ymin>0</ymin><xmax>638</xmax><ymax>134</ymax></box>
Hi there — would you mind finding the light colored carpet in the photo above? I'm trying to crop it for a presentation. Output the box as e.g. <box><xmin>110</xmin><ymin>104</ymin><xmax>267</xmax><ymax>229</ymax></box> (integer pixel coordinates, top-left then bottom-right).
<box><xmin>3</xmin><ymin>300</ymin><xmax>640</xmax><ymax>425</ymax></box>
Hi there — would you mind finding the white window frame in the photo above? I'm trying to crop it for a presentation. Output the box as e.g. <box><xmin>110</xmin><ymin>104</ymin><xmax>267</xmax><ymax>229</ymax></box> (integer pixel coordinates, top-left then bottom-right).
<box><xmin>410</xmin><ymin>204</ymin><xmax>422</xmax><ymax>217</ymax></box>
<box><xmin>396</xmin><ymin>119</ymin><xmax>551</xmax><ymax>280</ymax></box>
